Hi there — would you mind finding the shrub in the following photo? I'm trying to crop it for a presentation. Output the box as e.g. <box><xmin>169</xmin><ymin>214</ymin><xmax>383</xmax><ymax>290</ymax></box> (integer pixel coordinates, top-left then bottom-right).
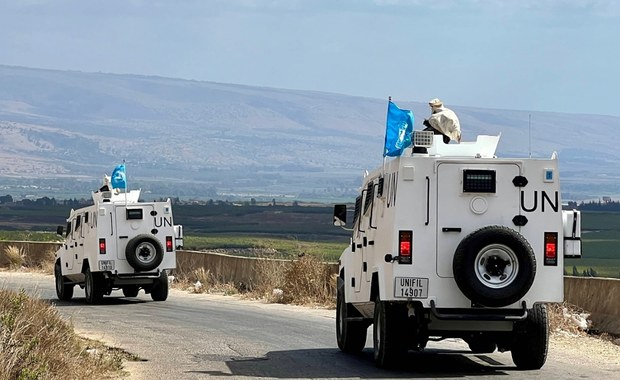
<box><xmin>280</xmin><ymin>256</ymin><xmax>337</xmax><ymax>306</ymax></box>
<box><xmin>0</xmin><ymin>246</ymin><xmax>25</xmax><ymax>269</ymax></box>
<box><xmin>22</xmin><ymin>247</ymin><xmax>56</xmax><ymax>274</ymax></box>
<box><xmin>172</xmin><ymin>266</ymin><xmax>240</xmax><ymax>295</ymax></box>
<box><xmin>248</xmin><ymin>258</ymin><xmax>289</xmax><ymax>302</ymax></box>
<box><xmin>547</xmin><ymin>301</ymin><xmax>591</xmax><ymax>336</ymax></box>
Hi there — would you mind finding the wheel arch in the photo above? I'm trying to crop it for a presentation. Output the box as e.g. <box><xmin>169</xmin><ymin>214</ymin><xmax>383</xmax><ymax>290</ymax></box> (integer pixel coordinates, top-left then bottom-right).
<box><xmin>81</xmin><ymin>259</ymin><xmax>90</xmax><ymax>274</ymax></box>
<box><xmin>370</xmin><ymin>272</ymin><xmax>379</xmax><ymax>302</ymax></box>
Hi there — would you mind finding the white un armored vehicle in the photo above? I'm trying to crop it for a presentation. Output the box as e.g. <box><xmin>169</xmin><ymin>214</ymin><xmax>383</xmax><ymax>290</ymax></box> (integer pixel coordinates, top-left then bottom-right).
<box><xmin>55</xmin><ymin>185</ymin><xmax>183</xmax><ymax>304</ymax></box>
<box><xmin>333</xmin><ymin>131</ymin><xmax>581</xmax><ymax>369</ymax></box>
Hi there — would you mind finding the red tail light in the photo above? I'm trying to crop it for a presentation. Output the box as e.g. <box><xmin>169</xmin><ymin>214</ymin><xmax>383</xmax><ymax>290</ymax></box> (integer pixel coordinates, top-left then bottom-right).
<box><xmin>544</xmin><ymin>232</ymin><xmax>558</xmax><ymax>266</ymax></box>
<box><xmin>99</xmin><ymin>238</ymin><xmax>106</xmax><ymax>255</ymax></box>
<box><xmin>398</xmin><ymin>230</ymin><xmax>412</xmax><ymax>264</ymax></box>
<box><xmin>166</xmin><ymin>236</ymin><xmax>173</xmax><ymax>252</ymax></box>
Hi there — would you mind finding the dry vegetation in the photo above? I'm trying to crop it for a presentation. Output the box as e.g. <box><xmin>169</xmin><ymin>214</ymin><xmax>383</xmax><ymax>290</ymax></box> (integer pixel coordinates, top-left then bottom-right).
<box><xmin>0</xmin><ymin>245</ymin><xmax>55</xmax><ymax>274</ymax></box>
<box><xmin>172</xmin><ymin>255</ymin><xmax>338</xmax><ymax>307</ymax></box>
<box><xmin>548</xmin><ymin>302</ymin><xmax>590</xmax><ymax>336</ymax></box>
<box><xmin>173</xmin><ymin>266</ymin><xmax>240</xmax><ymax>296</ymax></box>
<box><xmin>0</xmin><ymin>245</ymin><xmax>128</xmax><ymax>379</ymax></box>
<box><xmin>246</xmin><ymin>255</ymin><xmax>337</xmax><ymax>306</ymax></box>
<box><xmin>0</xmin><ymin>289</ymin><xmax>125</xmax><ymax>380</ymax></box>
<box><xmin>0</xmin><ymin>245</ymin><xmax>25</xmax><ymax>269</ymax></box>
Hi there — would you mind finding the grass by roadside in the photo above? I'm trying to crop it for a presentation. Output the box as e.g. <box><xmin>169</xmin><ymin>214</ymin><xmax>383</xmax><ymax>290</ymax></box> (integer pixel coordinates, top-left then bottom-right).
<box><xmin>172</xmin><ymin>254</ymin><xmax>338</xmax><ymax>307</ymax></box>
<box><xmin>0</xmin><ymin>245</ymin><xmax>55</xmax><ymax>274</ymax></box>
<box><xmin>0</xmin><ymin>231</ymin><xmax>61</xmax><ymax>243</ymax></box>
<box><xmin>0</xmin><ymin>246</ymin><xmax>134</xmax><ymax>379</ymax></box>
<box><xmin>0</xmin><ymin>288</ymin><xmax>127</xmax><ymax>380</ymax></box>
<box><xmin>0</xmin><ymin>231</ymin><xmax>347</xmax><ymax>263</ymax></box>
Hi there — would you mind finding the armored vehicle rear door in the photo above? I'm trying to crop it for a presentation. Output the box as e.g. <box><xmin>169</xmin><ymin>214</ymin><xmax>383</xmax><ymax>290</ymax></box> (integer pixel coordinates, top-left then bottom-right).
<box><xmin>114</xmin><ymin>205</ymin><xmax>155</xmax><ymax>260</ymax></box>
<box><xmin>435</xmin><ymin>163</ymin><xmax>521</xmax><ymax>278</ymax></box>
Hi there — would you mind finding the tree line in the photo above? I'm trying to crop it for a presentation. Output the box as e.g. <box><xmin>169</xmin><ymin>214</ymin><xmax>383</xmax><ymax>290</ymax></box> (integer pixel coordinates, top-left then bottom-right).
<box><xmin>566</xmin><ymin>199</ymin><xmax>620</xmax><ymax>211</ymax></box>
<box><xmin>0</xmin><ymin>194</ymin><xmax>300</xmax><ymax>208</ymax></box>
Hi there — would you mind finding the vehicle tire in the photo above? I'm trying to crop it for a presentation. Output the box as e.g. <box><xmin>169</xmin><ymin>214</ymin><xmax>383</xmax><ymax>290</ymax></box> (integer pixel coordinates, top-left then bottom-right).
<box><xmin>453</xmin><ymin>226</ymin><xmax>536</xmax><ymax>307</ymax></box>
<box><xmin>336</xmin><ymin>277</ymin><xmax>368</xmax><ymax>353</ymax></box>
<box><xmin>85</xmin><ymin>266</ymin><xmax>104</xmax><ymax>305</ymax></box>
<box><xmin>55</xmin><ymin>261</ymin><xmax>74</xmax><ymax>301</ymax></box>
<box><xmin>511</xmin><ymin>303</ymin><xmax>549</xmax><ymax>370</ymax></box>
<box><xmin>122</xmin><ymin>285</ymin><xmax>140</xmax><ymax>298</ymax></box>
<box><xmin>125</xmin><ymin>234</ymin><xmax>164</xmax><ymax>272</ymax></box>
<box><xmin>151</xmin><ymin>271</ymin><xmax>169</xmax><ymax>301</ymax></box>
<box><xmin>373</xmin><ymin>296</ymin><xmax>407</xmax><ymax>368</ymax></box>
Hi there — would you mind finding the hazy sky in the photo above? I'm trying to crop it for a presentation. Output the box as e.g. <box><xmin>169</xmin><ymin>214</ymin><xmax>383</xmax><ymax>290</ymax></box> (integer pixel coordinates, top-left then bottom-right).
<box><xmin>1</xmin><ymin>0</ymin><xmax>619</xmax><ymax>116</ymax></box>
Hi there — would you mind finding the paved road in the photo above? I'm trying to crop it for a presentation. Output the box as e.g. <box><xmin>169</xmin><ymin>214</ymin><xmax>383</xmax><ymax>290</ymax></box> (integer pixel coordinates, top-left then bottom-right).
<box><xmin>1</xmin><ymin>271</ymin><xmax>617</xmax><ymax>379</ymax></box>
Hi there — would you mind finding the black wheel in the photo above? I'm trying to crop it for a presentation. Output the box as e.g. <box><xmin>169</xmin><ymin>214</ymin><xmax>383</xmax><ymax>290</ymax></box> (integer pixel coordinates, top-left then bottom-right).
<box><xmin>85</xmin><ymin>266</ymin><xmax>104</xmax><ymax>305</ymax></box>
<box><xmin>511</xmin><ymin>303</ymin><xmax>549</xmax><ymax>370</ymax></box>
<box><xmin>336</xmin><ymin>277</ymin><xmax>367</xmax><ymax>353</ymax></box>
<box><xmin>151</xmin><ymin>271</ymin><xmax>169</xmax><ymax>301</ymax></box>
<box><xmin>122</xmin><ymin>285</ymin><xmax>140</xmax><ymax>298</ymax></box>
<box><xmin>55</xmin><ymin>261</ymin><xmax>74</xmax><ymax>301</ymax></box>
<box><xmin>125</xmin><ymin>234</ymin><xmax>164</xmax><ymax>272</ymax></box>
<box><xmin>453</xmin><ymin>226</ymin><xmax>536</xmax><ymax>307</ymax></box>
<box><xmin>373</xmin><ymin>296</ymin><xmax>407</xmax><ymax>368</ymax></box>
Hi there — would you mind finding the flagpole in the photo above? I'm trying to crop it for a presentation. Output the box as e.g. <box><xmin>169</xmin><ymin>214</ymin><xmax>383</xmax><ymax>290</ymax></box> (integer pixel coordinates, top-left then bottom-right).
<box><xmin>383</xmin><ymin>96</ymin><xmax>391</xmax><ymax>175</ymax></box>
<box><xmin>123</xmin><ymin>159</ymin><xmax>127</xmax><ymax>206</ymax></box>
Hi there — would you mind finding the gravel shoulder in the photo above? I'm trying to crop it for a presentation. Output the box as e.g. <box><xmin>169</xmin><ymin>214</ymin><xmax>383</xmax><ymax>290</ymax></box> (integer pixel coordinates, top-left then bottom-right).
<box><xmin>549</xmin><ymin>331</ymin><xmax>620</xmax><ymax>369</ymax></box>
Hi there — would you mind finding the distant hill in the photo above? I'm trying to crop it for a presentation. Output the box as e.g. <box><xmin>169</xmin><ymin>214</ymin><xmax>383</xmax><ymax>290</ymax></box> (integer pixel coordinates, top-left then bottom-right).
<box><xmin>1</xmin><ymin>64</ymin><xmax>618</xmax><ymax>202</ymax></box>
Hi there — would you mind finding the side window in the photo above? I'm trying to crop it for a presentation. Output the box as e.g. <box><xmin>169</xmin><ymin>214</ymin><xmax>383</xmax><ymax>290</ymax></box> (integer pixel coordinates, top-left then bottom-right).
<box><xmin>353</xmin><ymin>195</ymin><xmax>362</xmax><ymax>229</ymax></box>
<box><xmin>74</xmin><ymin>215</ymin><xmax>82</xmax><ymax>231</ymax></box>
<box><xmin>364</xmin><ymin>182</ymin><xmax>374</xmax><ymax>214</ymax></box>
<box><xmin>84</xmin><ymin>212</ymin><xmax>89</xmax><ymax>224</ymax></box>
<box><xmin>65</xmin><ymin>221</ymin><xmax>71</xmax><ymax>238</ymax></box>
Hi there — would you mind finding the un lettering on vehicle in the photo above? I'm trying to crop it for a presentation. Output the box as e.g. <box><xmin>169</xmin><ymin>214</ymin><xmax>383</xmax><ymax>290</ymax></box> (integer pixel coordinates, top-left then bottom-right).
<box><xmin>394</xmin><ymin>277</ymin><xmax>429</xmax><ymax>299</ymax></box>
<box><xmin>520</xmin><ymin>190</ymin><xmax>559</xmax><ymax>213</ymax></box>
<box><xmin>154</xmin><ymin>216</ymin><xmax>173</xmax><ymax>227</ymax></box>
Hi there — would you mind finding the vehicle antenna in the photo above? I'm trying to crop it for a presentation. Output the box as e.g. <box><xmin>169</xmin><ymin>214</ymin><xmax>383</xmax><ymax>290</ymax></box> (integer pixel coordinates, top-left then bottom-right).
<box><xmin>123</xmin><ymin>159</ymin><xmax>127</xmax><ymax>205</ymax></box>
<box><xmin>528</xmin><ymin>114</ymin><xmax>532</xmax><ymax>158</ymax></box>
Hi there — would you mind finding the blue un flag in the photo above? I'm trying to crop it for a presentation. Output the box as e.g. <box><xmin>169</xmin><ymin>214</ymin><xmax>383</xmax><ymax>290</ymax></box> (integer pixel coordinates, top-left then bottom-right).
<box><xmin>111</xmin><ymin>164</ymin><xmax>126</xmax><ymax>189</ymax></box>
<box><xmin>383</xmin><ymin>101</ymin><xmax>414</xmax><ymax>157</ymax></box>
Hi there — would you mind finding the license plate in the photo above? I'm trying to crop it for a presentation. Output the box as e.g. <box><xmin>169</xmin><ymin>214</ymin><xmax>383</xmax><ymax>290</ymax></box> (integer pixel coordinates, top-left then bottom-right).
<box><xmin>98</xmin><ymin>260</ymin><xmax>115</xmax><ymax>271</ymax></box>
<box><xmin>394</xmin><ymin>277</ymin><xmax>429</xmax><ymax>298</ymax></box>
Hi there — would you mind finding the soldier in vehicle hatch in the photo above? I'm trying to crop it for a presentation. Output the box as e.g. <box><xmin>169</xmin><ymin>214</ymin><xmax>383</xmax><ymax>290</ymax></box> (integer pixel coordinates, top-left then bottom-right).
<box><xmin>423</xmin><ymin>98</ymin><xmax>462</xmax><ymax>143</ymax></box>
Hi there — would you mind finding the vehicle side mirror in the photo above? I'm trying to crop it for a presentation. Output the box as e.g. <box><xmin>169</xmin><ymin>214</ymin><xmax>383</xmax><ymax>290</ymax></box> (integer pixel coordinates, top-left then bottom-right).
<box><xmin>56</xmin><ymin>225</ymin><xmax>64</xmax><ymax>236</ymax></box>
<box><xmin>333</xmin><ymin>204</ymin><xmax>347</xmax><ymax>226</ymax></box>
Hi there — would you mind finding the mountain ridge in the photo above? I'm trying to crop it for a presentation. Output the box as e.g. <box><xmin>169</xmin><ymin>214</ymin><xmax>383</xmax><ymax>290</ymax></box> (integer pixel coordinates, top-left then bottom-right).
<box><xmin>1</xmin><ymin>64</ymin><xmax>618</xmax><ymax>201</ymax></box>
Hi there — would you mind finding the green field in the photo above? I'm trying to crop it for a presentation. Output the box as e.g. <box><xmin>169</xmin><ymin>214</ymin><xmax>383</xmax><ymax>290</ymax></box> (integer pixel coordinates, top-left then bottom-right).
<box><xmin>568</xmin><ymin>211</ymin><xmax>620</xmax><ymax>278</ymax></box>
<box><xmin>0</xmin><ymin>230</ymin><xmax>61</xmax><ymax>242</ymax></box>
<box><xmin>0</xmin><ymin>202</ymin><xmax>350</xmax><ymax>262</ymax></box>
<box><xmin>1</xmin><ymin>203</ymin><xmax>619</xmax><ymax>277</ymax></box>
<box><xmin>184</xmin><ymin>235</ymin><xmax>346</xmax><ymax>262</ymax></box>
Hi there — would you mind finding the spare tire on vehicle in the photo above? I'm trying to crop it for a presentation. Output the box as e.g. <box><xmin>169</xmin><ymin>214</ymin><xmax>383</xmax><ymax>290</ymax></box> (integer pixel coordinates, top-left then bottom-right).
<box><xmin>125</xmin><ymin>234</ymin><xmax>164</xmax><ymax>272</ymax></box>
<box><xmin>453</xmin><ymin>225</ymin><xmax>536</xmax><ymax>307</ymax></box>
